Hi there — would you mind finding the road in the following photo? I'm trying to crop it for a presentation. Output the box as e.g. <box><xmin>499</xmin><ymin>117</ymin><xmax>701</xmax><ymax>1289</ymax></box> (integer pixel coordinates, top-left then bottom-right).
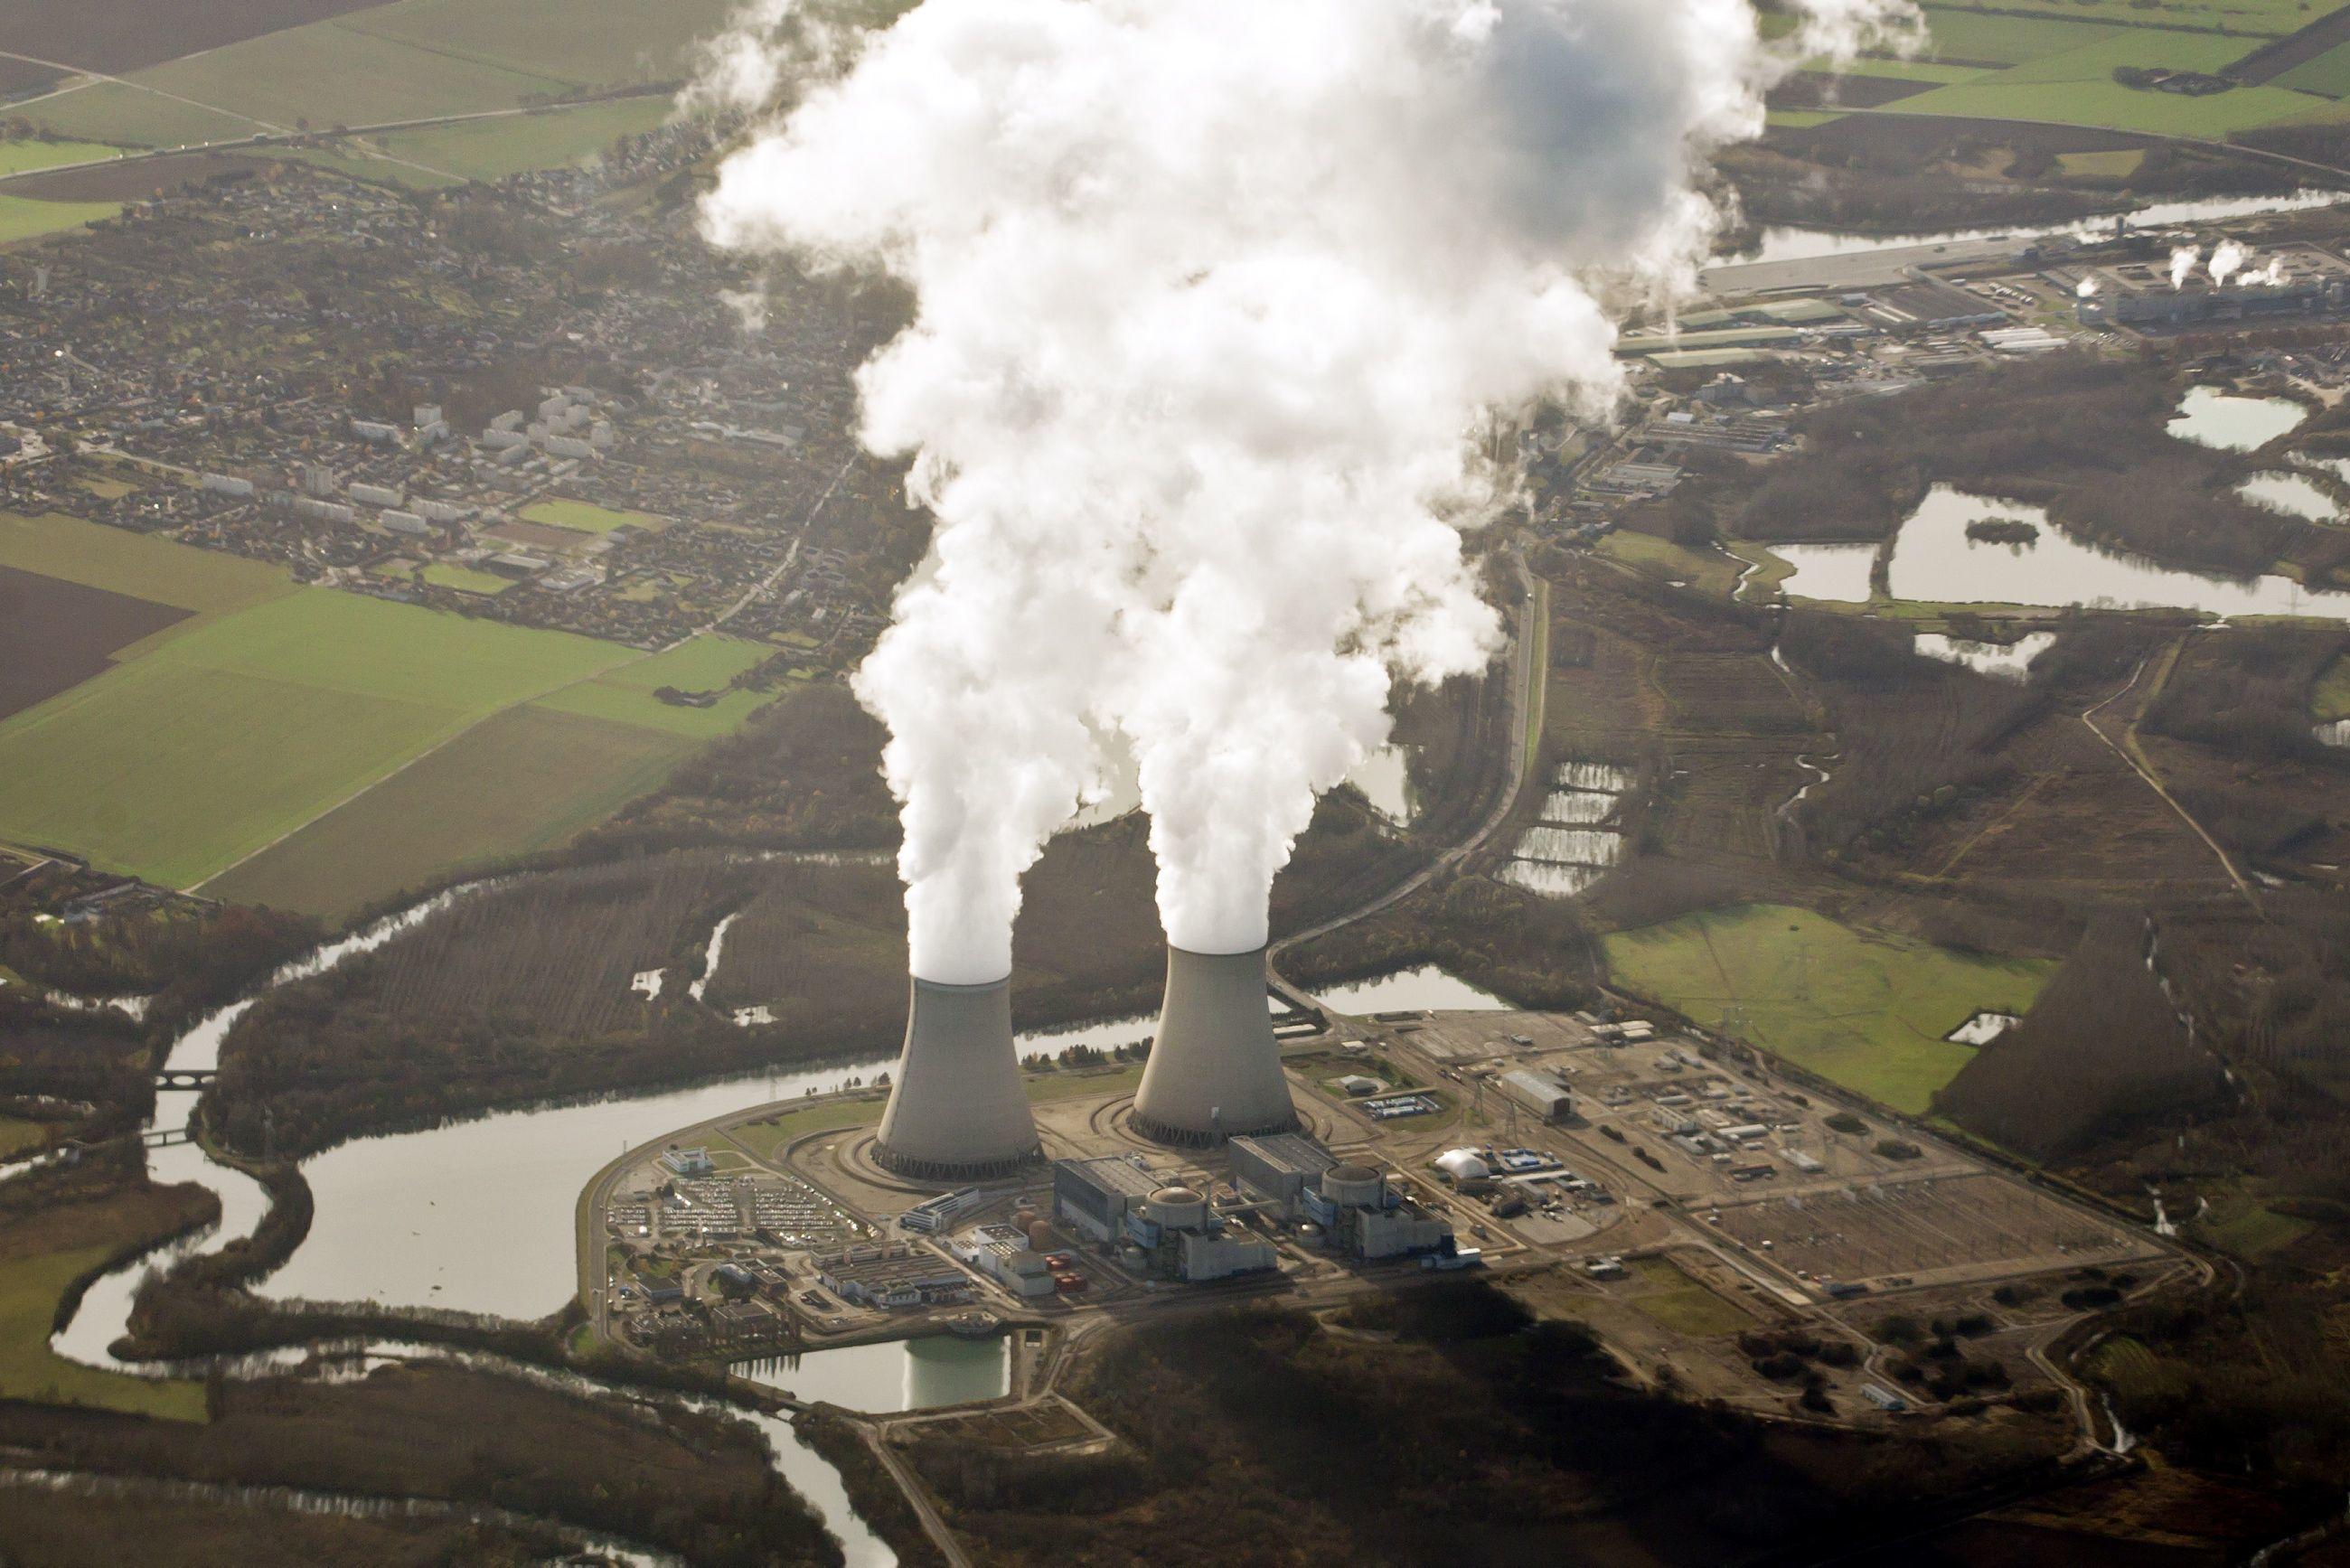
<box><xmin>2082</xmin><ymin>644</ymin><xmax>2262</xmax><ymax>911</ymax></box>
<box><xmin>1268</xmin><ymin>550</ymin><xmax>1546</xmax><ymax>978</ymax></box>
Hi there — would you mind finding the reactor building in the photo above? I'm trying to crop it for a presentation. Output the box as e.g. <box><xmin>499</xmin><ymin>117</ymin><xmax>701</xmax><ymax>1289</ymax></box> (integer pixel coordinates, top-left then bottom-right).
<box><xmin>872</xmin><ymin>975</ymin><xmax>1042</xmax><ymax>1180</ymax></box>
<box><xmin>1130</xmin><ymin>944</ymin><xmax>1299</xmax><ymax>1146</ymax></box>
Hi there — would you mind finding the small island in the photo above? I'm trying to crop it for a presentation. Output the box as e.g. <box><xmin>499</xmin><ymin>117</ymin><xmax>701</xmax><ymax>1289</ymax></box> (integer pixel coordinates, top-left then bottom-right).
<box><xmin>1965</xmin><ymin>517</ymin><xmax>2041</xmax><ymax>546</ymax></box>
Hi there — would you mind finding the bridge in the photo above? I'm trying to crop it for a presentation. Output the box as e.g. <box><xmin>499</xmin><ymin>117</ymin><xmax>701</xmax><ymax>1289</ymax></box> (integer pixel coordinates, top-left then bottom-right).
<box><xmin>142</xmin><ymin>1126</ymin><xmax>191</xmax><ymax>1149</ymax></box>
<box><xmin>154</xmin><ymin>1068</ymin><xmax>217</xmax><ymax>1091</ymax></box>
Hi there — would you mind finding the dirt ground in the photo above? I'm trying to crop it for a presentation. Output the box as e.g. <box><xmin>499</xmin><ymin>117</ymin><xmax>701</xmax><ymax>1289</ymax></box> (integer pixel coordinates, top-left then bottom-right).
<box><xmin>0</xmin><ymin>564</ymin><xmax>188</xmax><ymax>722</ymax></box>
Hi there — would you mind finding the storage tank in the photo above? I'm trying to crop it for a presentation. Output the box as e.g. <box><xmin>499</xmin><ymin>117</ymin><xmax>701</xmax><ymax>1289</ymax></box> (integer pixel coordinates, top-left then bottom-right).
<box><xmin>1132</xmin><ymin>944</ymin><xmax>1297</xmax><ymax>1144</ymax></box>
<box><xmin>1321</xmin><ymin>1163</ymin><xmax>1385</xmax><ymax>1209</ymax></box>
<box><xmin>873</xmin><ymin>975</ymin><xmax>1042</xmax><ymax>1179</ymax></box>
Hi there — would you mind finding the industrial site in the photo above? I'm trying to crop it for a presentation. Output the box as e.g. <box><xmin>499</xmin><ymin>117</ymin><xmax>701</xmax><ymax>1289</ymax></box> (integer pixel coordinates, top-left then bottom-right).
<box><xmin>591</xmin><ymin>947</ymin><xmax>2175</xmax><ymax>1438</ymax></box>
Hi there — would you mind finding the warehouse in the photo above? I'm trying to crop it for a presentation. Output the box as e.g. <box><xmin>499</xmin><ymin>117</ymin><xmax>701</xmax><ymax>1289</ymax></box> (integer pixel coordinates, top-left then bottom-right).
<box><xmin>1500</xmin><ymin>1067</ymin><xmax>1573</xmax><ymax>1122</ymax></box>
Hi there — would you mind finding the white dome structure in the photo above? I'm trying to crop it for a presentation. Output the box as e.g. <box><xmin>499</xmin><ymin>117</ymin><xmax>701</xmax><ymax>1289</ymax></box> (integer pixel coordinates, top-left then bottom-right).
<box><xmin>1435</xmin><ymin>1149</ymin><xmax>1491</xmax><ymax>1183</ymax></box>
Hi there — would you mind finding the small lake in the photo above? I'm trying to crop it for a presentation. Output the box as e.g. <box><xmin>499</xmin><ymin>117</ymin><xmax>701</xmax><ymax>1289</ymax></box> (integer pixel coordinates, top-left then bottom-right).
<box><xmin>1885</xmin><ymin>486</ymin><xmax>2350</xmax><ymax>622</ymax></box>
<box><xmin>1766</xmin><ymin>542</ymin><xmax>1876</xmax><ymax>605</ymax></box>
<box><xmin>737</xmin><ymin>1335</ymin><xmax>1010</xmax><ymax>1413</ymax></box>
<box><xmin>2168</xmin><ymin>387</ymin><xmax>2309</xmax><ymax>453</ymax></box>
<box><xmin>1314</xmin><ymin>964</ymin><xmax>1509</xmax><ymax>1014</ymax></box>
<box><xmin>2239</xmin><ymin>472</ymin><xmax>2344</xmax><ymax>523</ymax></box>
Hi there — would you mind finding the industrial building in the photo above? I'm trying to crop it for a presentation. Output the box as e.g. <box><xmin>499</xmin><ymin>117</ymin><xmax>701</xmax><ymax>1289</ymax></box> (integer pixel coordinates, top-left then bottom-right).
<box><xmin>1131</xmin><ymin>944</ymin><xmax>1299</xmax><ymax>1144</ymax></box>
<box><xmin>815</xmin><ymin>1244</ymin><xmax>973</xmax><ymax>1309</ymax></box>
<box><xmin>873</xmin><ymin>976</ymin><xmax>1043</xmax><ymax>1179</ymax></box>
<box><xmin>949</xmin><ymin>1222</ymin><xmax>1058</xmax><ymax>1298</ymax></box>
<box><xmin>1052</xmin><ymin>1154</ymin><xmax>1166</xmax><ymax>1244</ymax></box>
<box><xmin>1500</xmin><ymin>1067</ymin><xmax>1574</xmax><ymax>1122</ymax></box>
<box><xmin>1227</xmin><ymin>1133</ymin><xmax>1456</xmax><ymax>1263</ymax></box>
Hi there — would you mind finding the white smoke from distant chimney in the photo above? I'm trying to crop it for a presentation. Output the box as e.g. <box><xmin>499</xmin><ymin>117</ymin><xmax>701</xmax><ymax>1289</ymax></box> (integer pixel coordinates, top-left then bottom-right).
<box><xmin>692</xmin><ymin>0</ymin><xmax>1915</xmax><ymax>973</ymax></box>
<box><xmin>2208</xmin><ymin>239</ymin><xmax>2248</xmax><ymax>286</ymax></box>
<box><xmin>2075</xmin><ymin>277</ymin><xmax>2098</xmax><ymax>298</ymax></box>
<box><xmin>2170</xmin><ymin>246</ymin><xmax>2200</xmax><ymax>289</ymax></box>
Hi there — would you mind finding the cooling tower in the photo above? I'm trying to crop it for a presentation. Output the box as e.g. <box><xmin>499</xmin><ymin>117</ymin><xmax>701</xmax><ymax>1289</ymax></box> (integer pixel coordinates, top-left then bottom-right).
<box><xmin>1132</xmin><ymin>944</ymin><xmax>1298</xmax><ymax>1145</ymax></box>
<box><xmin>873</xmin><ymin>976</ymin><xmax>1042</xmax><ymax>1180</ymax></box>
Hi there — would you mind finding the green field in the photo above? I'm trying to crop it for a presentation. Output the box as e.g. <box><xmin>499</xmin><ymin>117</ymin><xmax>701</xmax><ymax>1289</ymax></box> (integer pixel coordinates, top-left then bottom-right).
<box><xmin>205</xmin><ymin>703</ymin><xmax>692</xmax><ymax>918</ymax></box>
<box><xmin>1882</xmin><ymin>29</ymin><xmax>2331</xmax><ymax>136</ymax></box>
<box><xmin>0</xmin><ymin>582</ymin><xmax>632</xmax><ymax>888</ymax></box>
<box><xmin>521</xmin><ymin>498</ymin><xmax>668</xmax><ymax>535</ymax></box>
<box><xmin>727</xmin><ymin>1098</ymin><xmax>888</xmax><ymax>1161</ymax></box>
<box><xmin>0</xmin><ymin>194</ymin><xmax>121</xmax><ymax>244</ymax></box>
<box><xmin>418</xmin><ymin>562</ymin><xmax>515</xmax><ymax>596</ymax></box>
<box><xmin>1597</xmin><ymin>532</ymin><xmax>1746</xmax><ymax>598</ymax></box>
<box><xmin>1601</xmin><ymin>904</ymin><xmax>2058</xmax><ymax>1114</ymax></box>
<box><xmin>1911</xmin><ymin>8</ymin><xmax>2156</xmax><ymax>66</ymax></box>
<box><xmin>0</xmin><ymin>512</ymin><xmax>292</xmax><ymax>626</ymax></box>
<box><xmin>2193</xmin><ymin>1184</ymin><xmax>2316</xmax><ymax>1257</ymax></box>
<box><xmin>366</xmin><ymin>97</ymin><xmax>673</xmax><ymax>183</ymax></box>
<box><xmin>535</xmin><ymin>634</ymin><xmax>776</xmax><ymax>739</ymax></box>
<box><xmin>2278</xmin><ymin>39</ymin><xmax>2350</xmax><ymax>98</ymax></box>
<box><xmin>0</xmin><ymin>140</ymin><xmax>122</xmax><ymax>177</ymax></box>
<box><xmin>0</xmin><ymin>1119</ymin><xmax>48</xmax><ymax>1161</ymax></box>
<box><xmin>0</xmin><ymin>1244</ymin><xmax>204</xmax><ymax>1421</ymax></box>
<box><xmin>1624</xmin><ymin>1256</ymin><xmax>1755</xmax><ymax>1337</ymax></box>
<box><xmin>1027</xmin><ymin>1063</ymin><xmax>1146</xmax><ymax>1105</ymax></box>
<box><xmin>25</xmin><ymin>0</ymin><xmax>733</xmax><ymax>150</ymax></box>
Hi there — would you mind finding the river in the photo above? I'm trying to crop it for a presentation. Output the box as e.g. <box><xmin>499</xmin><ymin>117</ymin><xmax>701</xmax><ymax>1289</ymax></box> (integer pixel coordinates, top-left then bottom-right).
<box><xmin>1727</xmin><ymin>190</ymin><xmax>2350</xmax><ymax>269</ymax></box>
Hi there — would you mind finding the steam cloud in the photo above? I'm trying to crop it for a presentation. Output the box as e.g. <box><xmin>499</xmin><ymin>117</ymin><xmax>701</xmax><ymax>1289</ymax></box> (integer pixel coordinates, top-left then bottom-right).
<box><xmin>2170</xmin><ymin>246</ymin><xmax>2200</xmax><ymax>290</ymax></box>
<box><xmin>694</xmin><ymin>0</ymin><xmax>1913</xmax><ymax>982</ymax></box>
<box><xmin>2208</xmin><ymin>239</ymin><xmax>2248</xmax><ymax>286</ymax></box>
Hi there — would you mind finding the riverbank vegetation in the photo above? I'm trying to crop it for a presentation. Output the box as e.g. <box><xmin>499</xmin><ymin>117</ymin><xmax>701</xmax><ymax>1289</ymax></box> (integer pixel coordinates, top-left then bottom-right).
<box><xmin>907</xmin><ymin>1288</ymin><xmax>2071</xmax><ymax>1565</ymax></box>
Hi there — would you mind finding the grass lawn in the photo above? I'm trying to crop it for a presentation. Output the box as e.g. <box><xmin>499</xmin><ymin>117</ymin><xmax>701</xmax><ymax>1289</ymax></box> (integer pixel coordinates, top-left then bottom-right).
<box><xmin>1598</xmin><ymin>531</ymin><xmax>1745</xmax><ymax>598</ymax></box>
<box><xmin>727</xmin><ymin>1098</ymin><xmax>887</xmax><ymax>1162</ymax></box>
<box><xmin>1624</xmin><ymin>1256</ymin><xmax>1755</xmax><ymax>1337</ymax></box>
<box><xmin>520</xmin><ymin>499</ymin><xmax>668</xmax><ymax>535</ymax></box>
<box><xmin>1027</xmin><ymin>1063</ymin><xmax>1144</xmax><ymax>1104</ymax></box>
<box><xmin>0</xmin><ymin>140</ymin><xmax>121</xmax><ymax>177</ymax></box>
<box><xmin>0</xmin><ymin>1188</ymin><xmax>212</xmax><ymax>1422</ymax></box>
<box><xmin>2192</xmin><ymin>1184</ymin><xmax>2315</xmax><ymax>1258</ymax></box>
<box><xmin>0</xmin><ymin>194</ymin><xmax>121</xmax><ymax>243</ymax></box>
<box><xmin>1601</xmin><ymin>904</ymin><xmax>2057</xmax><ymax>1114</ymax></box>
<box><xmin>0</xmin><ymin>587</ymin><xmax>632</xmax><ymax>887</ymax></box>
<box><xmin>2313</xmin><ymin>653</ymin><xmax>2350</xmax><ymax>722</ymax></box>
<box><xmin>418</xmin><ymin>562</ymin><xmax>515</xmax><ymax>596</ymax></box>
<box><xmin>206</xmin><ymin>703</ymin><xmax>693</xmax><ymax>920</ymax></box>
<box><xmin>536</xmin><ymin>634</ymin><xmax>778</xmax><ymax>740</ymax></box>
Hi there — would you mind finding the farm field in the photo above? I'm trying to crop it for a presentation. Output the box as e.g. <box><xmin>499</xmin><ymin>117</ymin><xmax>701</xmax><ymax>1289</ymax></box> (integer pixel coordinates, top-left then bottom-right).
<box><xmin>0</xmin><ymin>0</ymin><xmax>388</xmax><ymax>78</ymax></box>
<box><xmin>0</xmin><ymin>141</ymin><xmax>122</xmax><ymax>178</ymax></box>
<box><xmin>0</xmin><ymin>565</ymin><xmax>189</xmax><ymax>722</ymax></box>
<box><xmin>521</xmin><ymin>498</ymin><xmax>669</xmax><ymax>535</ymax></box>
<box><xmin>2277</xmin><ymin>40</ymin><xmax>2350</xmax><ymax>96</ymax></box>
<box><xmin>0</xmin><ymin>1184</ymin><xmax>212</xmax><ymax>1422</ymax></box>
<box><xmin>361</xmin><ymin>96</ymin><xmax>673</xmax><ymax>184</ymax></box>
<box><xmin>535</xmin><ymin>634</ymin><xmax>777</xmax><ymax>739</ymax></box>
<box><xmin>1595</xmin><ymin>531</ymin><xmax>1747</xmax><ymax>598</ymax></box>
<box><xmin>1601</xmin><ymin>904</ymin><xmax>2057</xmax><ymax>1113</ymax></box>
<box><xmin>0</xmin><ymin>584</ymin><xmax>633</xmax><ymax>888</ymax></box>
<box><xmin>0</xmin><ymin>193</ymin><xmax>121</xmax><ymax>244</ymax></box>
<box><xmin>22</xmin><ymin>0</ymin><xmax>734</xmax><ymax>150</ymax></box>
<box><xmin>0</xmin><ymin>512</ymin><xmax>292</xmax><ymax>621</ymax></box>
<box><xmin>207</xmin><ymin>703</ymin><xmax>694</xmax><ymax>920</ymax></box>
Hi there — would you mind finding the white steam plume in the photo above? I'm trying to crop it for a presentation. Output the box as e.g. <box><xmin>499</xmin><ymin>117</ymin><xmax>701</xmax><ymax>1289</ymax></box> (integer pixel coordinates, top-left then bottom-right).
<box><xmin>694</xmin><ymin>0</ymin><xmax>1913</xmax><ymax>973</ymax></box>
<box><xmin>2170</xmin><ymin>246</ymin><xmax>2200</xmax><ymax>289</ymax></box>
<box><xmin>2208</xmin><ymin>239</ymin><xmax>2248</xmax><ymax>286</ymax></box>
<box><xmin>2075</xmin><ymin>277</ymin><xmax>2098</xmax><ymax>298</ymax></box>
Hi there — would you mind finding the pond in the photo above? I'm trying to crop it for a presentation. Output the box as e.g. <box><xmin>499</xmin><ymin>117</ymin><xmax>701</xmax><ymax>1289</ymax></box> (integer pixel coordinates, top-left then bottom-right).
<box><xmin>737</xmin><ymin>1335</ymin><xmax>1011</xmax><ymax>1413</ymax></box>
<box><xmin>1762</xmin><ymin>542</ymin><xmax>1875</xmax><ymax>605</ymax></box>
<box><xmin>2167</xmin><ymin>386</ymin><xmax>2309</xmax><ymax>453</ymax></box>
<box><xmin>1313</xmin><ymin>965</ymin><xmax>1509</xmax><ymax>1014</ymax></box>
<box><xmin>2238</xmin><ymin>472</ymin><xmax>2344</xmax><ymax>523</ymax></box>
<box><xmin>1885</xmin><ymin>485</ymin><xmax>2350</xmax><ymax>622</ymax></box>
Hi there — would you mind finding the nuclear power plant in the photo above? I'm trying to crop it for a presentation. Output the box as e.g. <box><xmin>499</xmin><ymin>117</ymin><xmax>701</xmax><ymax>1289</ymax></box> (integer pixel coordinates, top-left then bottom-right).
<box><xmin>1130</xmin><ymin>944</ymin><xmax>1300</xmax><ymax>1146</ymax></box>
<box><xmin>872</xmin><ymin>976</ymin><xmax>1042</xmax><ymax>1180</ymax></box>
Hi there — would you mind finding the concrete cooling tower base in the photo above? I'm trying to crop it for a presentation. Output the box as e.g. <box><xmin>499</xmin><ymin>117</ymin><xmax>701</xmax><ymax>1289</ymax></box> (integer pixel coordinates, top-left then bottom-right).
<box><xmin>1132</xmin><ymin>944</ymin><xmax>1299</xmax><ymax>1147</ymax></box>
<box><xmin>873</xmin><ymin>975</ymin><xmax>1042</xmax><ymax>1181</ymax></box>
